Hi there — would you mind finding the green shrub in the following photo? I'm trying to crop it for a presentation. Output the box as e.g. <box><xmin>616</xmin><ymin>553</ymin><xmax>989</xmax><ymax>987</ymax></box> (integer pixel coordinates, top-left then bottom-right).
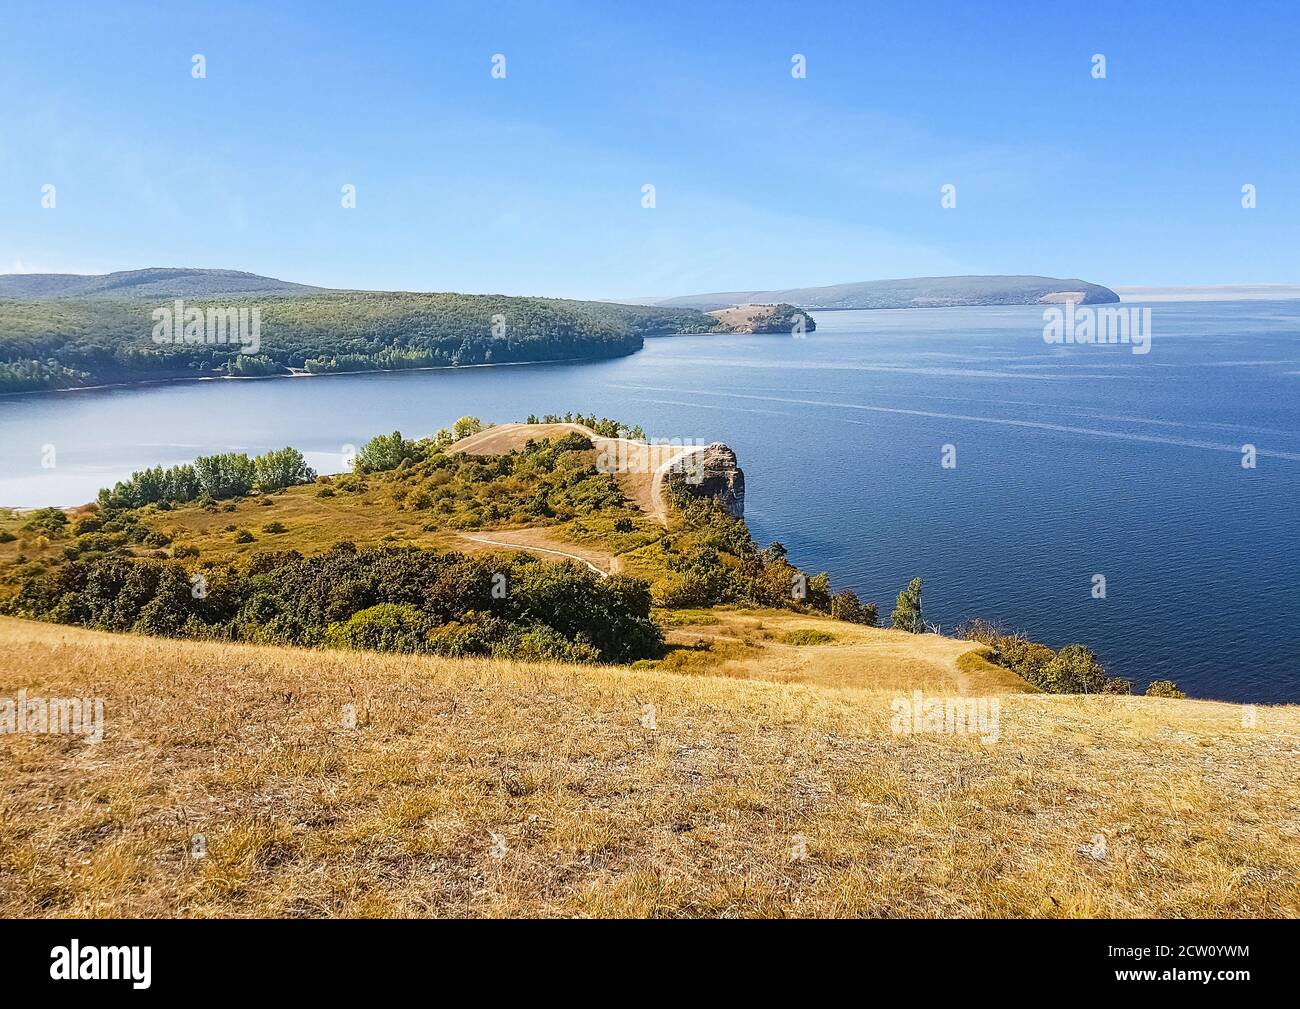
<box><xmin>831</xmin><ymin>590</ymin><xmax>878</xmax><ymax>626</ymax></box>
<box><xmin>1145</xmin><ymin>679</ymin><xmax>1185</xmax><ymax>699</ymax></box>
<box><xmin>325</xmin><ymin>603</ymin><xmax>428</xmax><ymax>653</ymax></box>
<box><xmin>22</xmin><ymin>507</ymin><xmax>69</xmax><ymax>538</ymax></box>
<box><xmin>999</xmin><ymin>639</ymin><xmax>1057</xmax><ymax>686</ymax></box>
<box><xmin>781</xmin><ymin>629</ymin><xmax>836</xmax><ymax>646</ymax></box>
<box><xmin>493</xmin><ymin>624</ymin><xmax>601</xmax><ymax>663</ymax></box>
<box><xmin>651</xmin><ymin>568</ymin><xmax>732</xmax><ymax>609</ymax></box>
<box><xmin>73</xmin><ymin>516</ymin><xmax>103</xmax><ymax>536</ymax></box>
<box><xmin>63</xmin><ymin>532</ymin><xmax>127</xmax><ymax>557</ymax></box>
<box><xmin>10</xmin><ymin>544</ymin><xmax>667</xmax><ymax>665</ymax></box>
<box><xmin>1039</xmin><ymin>644</ymin><xmax>1107</xmax><ymax>694</ymax></box>
<box><xmin>452</xmin><ymin>416</ymin><xmax>485</xmax><ymax>440</ymax></box>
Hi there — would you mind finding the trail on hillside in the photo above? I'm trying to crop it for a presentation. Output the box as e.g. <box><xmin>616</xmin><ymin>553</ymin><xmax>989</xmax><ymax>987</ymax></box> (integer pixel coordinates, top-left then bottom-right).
<box><xmin>456</xmin><ymin>532</ymin><xmax>610</xmax><ymax>577</ymax></box>
<box><xmin>451</xmin><ymin>422</ymin><xmax>705</xmax><ymax>525</ymax></box>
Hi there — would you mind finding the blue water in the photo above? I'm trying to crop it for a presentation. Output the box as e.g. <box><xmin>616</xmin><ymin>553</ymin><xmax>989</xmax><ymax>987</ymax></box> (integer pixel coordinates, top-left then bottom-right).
<box><xmin>3</xmin><ymin>301</ymin><xmax>1299</xmax><ymax>702</ymax></box>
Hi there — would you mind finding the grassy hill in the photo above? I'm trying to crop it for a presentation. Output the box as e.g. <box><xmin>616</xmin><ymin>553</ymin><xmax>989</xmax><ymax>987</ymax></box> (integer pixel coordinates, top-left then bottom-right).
<box><xmin>0</xmin><ymin>420</ymin><xmax>845</xmax><ymax>661</ymax></box>
<box><xmin>2</xmin><ymin>421</ymin><xmax>1295</xmax><ymax>918</ymax></box>
<box><xmin>2</xmin><ymin>614</ymin><xmax>1296</xmax><ymax>918</ymax></box>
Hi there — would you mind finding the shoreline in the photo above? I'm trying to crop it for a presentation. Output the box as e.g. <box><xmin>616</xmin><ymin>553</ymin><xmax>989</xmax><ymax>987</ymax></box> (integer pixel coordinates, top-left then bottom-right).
<box><xmin>0</xmin><ymin>352</ymin><xmax>632</xmax><ymax>401</ymax></box>
<box><xmin>15</xmin><ymin>294</ymin><xmax>1293</xmax><ymax>400</ymax></box>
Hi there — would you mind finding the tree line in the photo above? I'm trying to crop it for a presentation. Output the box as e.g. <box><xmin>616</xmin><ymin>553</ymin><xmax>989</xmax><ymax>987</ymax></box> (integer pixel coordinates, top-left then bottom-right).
<box><xmin>0</xmin><ymin>293</ymin><xmax>718</xmax><ymax>392</ymax></box>
<box><xmin>8</xmin><ymin>544</ymin><xmax>661</xmax><ymax>664</ymax></box>
<box><xmin>97</xmin><ymin>447</ymin><xmax>316</xmax><ymax>509</ymax></box>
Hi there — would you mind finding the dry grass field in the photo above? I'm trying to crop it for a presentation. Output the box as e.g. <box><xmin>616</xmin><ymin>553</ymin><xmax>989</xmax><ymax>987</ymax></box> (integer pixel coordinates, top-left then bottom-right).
<box><xmin>706</xmin><ymin>304</ymin><xmax>787</xmax><ymax>332</ymax></box>
<box><xmin>2</xmin><ymin>612</ymin><xmax>1297</xmax><ymax>918</ymax></box>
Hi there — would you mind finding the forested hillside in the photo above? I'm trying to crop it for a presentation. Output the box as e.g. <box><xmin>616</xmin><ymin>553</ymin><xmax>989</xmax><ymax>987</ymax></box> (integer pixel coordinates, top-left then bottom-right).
<box><xmin>0</xmin><ymin>291</ymin><xmax>716</xmax><ymax>393</ymax></box>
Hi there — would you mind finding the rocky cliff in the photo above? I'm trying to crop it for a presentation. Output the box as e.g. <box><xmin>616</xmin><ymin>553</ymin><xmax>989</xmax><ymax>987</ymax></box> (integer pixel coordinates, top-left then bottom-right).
<box><xmin>664</xmin><ymin>442</ymin><xmax>745</xmax><ymax>518</ymax></box>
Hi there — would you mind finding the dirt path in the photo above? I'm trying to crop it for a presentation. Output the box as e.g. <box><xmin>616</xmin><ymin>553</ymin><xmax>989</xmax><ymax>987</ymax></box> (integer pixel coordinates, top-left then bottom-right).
<box><xmin>454</xmin><ymin>531</ymin><xmax>611</xmax><ymax>577</ymax></box>
<box><xmin>451</xmin><ymin>422</ymin><xmax>703</xmax><ymax>525</ymax></box>
<box><xmin>645</xmin><ymin>443</ymin><xmax>709</xmax><ymax>523</ymax></box>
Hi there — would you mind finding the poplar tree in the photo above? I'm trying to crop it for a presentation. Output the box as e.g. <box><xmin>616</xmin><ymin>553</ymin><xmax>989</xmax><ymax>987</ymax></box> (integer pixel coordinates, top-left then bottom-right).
<box><xmin>891</xmin><ymin>577</ymin><xmax>924</xmax><ymax>633</ymax></box>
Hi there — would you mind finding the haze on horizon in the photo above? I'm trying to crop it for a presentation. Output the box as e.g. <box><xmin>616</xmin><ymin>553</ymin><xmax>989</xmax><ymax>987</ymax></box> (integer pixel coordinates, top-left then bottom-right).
<box><xmin>2</xmin><ymin>0</ymin><xmax>1297</xmax><ymax>300</ymax></box>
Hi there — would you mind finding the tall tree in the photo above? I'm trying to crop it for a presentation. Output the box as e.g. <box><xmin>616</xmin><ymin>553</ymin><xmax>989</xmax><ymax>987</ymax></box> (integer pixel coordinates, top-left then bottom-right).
<box><xmin>891</xmin><ymin>577</ymin><xmax>924</xmax><ymax>633</ymax></box>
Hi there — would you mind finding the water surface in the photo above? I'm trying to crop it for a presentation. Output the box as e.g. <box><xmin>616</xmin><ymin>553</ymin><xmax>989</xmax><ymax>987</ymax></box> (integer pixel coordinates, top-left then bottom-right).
<box><xmin>3</xmin><ymin>302</ymin><xmax>1298</xmax><ymax>701</ymax></box>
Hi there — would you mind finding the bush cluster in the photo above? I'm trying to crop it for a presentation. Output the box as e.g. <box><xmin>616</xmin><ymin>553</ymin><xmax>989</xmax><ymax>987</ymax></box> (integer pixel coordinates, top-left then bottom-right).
<box><xmin>956</xmin><ymin>618</ymin><xmax>1155</xmax><ymax>695</ymax></box>
<box><xmin>8</xmin><ymin>542</ymin><xmax>661</xmax><ymax>664</ymax></box>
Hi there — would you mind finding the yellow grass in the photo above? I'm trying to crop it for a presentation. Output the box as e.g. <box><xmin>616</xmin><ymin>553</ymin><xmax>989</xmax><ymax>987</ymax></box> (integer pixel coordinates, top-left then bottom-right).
<box><xmin>653</xmin><ymin>610</ymin><xmax>1033</xmax><ymax>694</ymax></box>
<box><xmin>136</xmin><ymin>487</ymin><xmax>472</xmax><ymax>562</ymax></box>
<box><xmin>2</xmin><ymin>614</ymin><xmax>1297</xmax><ymax>918</ymax></box>
<box><xmin>706</xmin><ymin>304</ymin><xmax>784</xmax><ymax>332</ymax></box>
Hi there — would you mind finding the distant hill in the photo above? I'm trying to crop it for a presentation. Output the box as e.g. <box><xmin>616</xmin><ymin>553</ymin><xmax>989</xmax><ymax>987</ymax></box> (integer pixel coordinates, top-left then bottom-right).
<box><xmin>0</xmin><ymin>267</ymin><xmax>326</xmax><ymax>300</ymax></box>
<box><xmin>0</xmin><ymin>269</ymin><xmax>717</xmax><ymax>394</ymax></box>
<box><xmin>656</xmin><ymin>275</ymin><xmax>1121</xmax><ymax>310</ymax></box>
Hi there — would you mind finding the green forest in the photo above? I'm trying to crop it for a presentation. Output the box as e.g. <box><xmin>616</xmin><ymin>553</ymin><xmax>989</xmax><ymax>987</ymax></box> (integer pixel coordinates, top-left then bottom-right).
<box><xmin>0</xmin><ymin>292</ymin><xmax>717</xmax><ymax>393</ymax></box>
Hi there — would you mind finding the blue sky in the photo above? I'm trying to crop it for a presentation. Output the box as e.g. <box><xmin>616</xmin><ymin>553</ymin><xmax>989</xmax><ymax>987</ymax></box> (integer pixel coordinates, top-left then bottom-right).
<box><xmin>2</xmin><ymin>0</ymin><xmax>1297</xmax><ymax>299</ymax></box>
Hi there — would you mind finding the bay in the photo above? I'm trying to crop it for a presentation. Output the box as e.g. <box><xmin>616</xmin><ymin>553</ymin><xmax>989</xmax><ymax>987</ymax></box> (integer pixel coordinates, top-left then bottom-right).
<box><xmin>3</xmin><ymin>301</ymin><xmax>1298</xmax><ymax>701</ymax></box>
